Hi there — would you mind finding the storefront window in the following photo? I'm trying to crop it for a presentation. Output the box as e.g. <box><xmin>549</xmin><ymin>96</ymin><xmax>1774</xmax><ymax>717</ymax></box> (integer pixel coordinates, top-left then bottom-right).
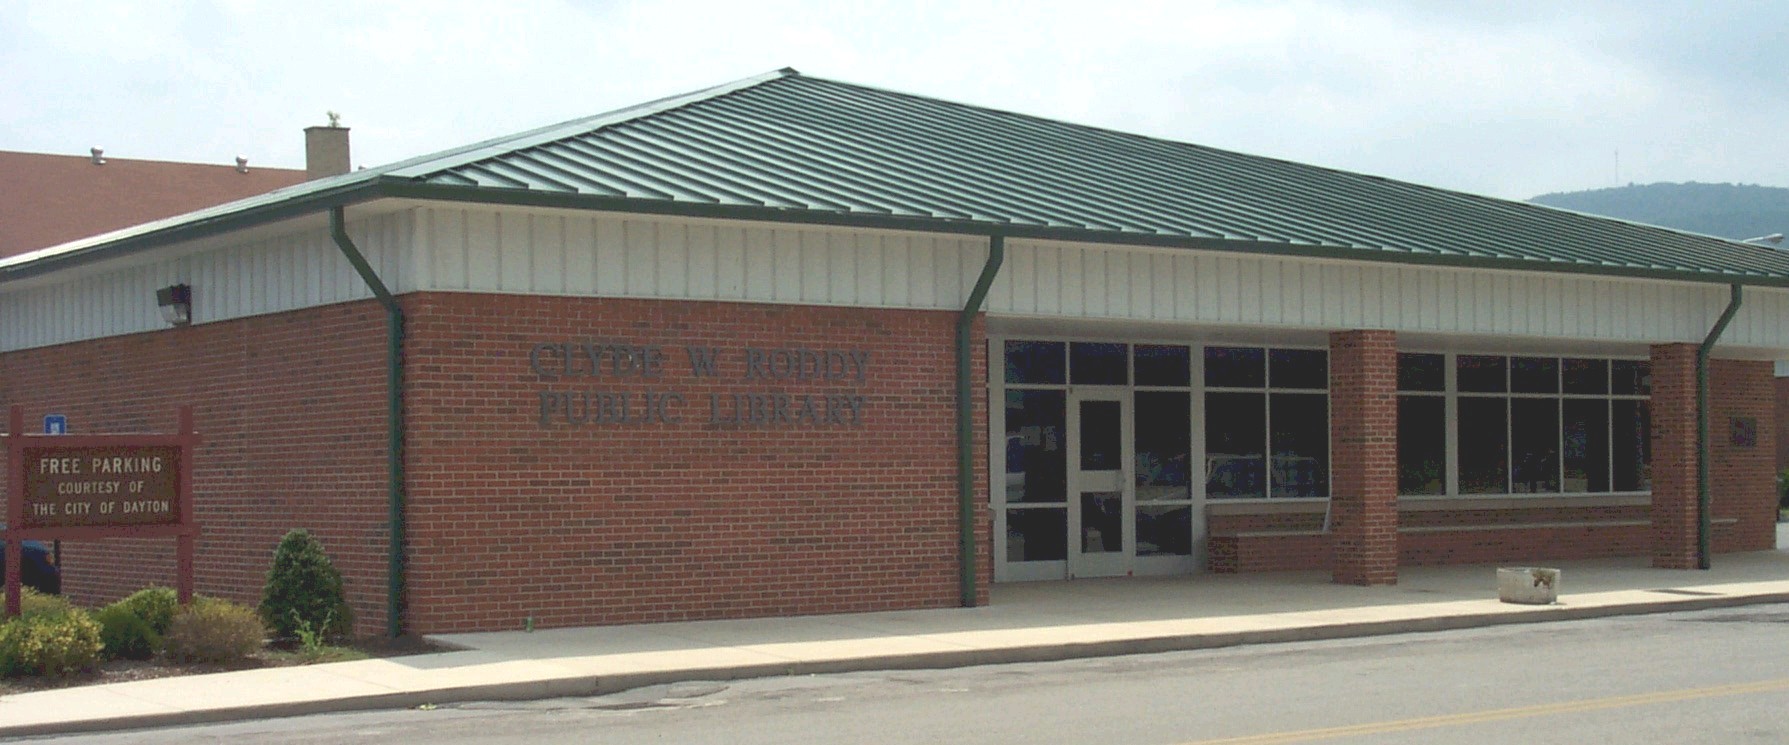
<box><xmin>1399</xmin><ymin>353</ymin><xmax>1650</xmax><ymax>497</ymax></box>
<box><xmin>1005</xmin><ymin>341</ymin><xmax>1065</xmax><ymax>385</ymax></box>
<box><xmin>1458</xmin><ymin>396</ymin><xmax>1509</xmax><ymax>493</ymax></box>
<box><xmin>1134</xmin><ymin>345</ymin><xmax>1190</xmax><ymax>387</ymax></box>
<box><xmin>1205</xmin><ymin>347</ymin><xmax>1265</xmax><ymax>388</ymax></box>
<box><xmin>1070</xmin><ymin>342</ymin><xmax>1128</xmax><ymax>385</ymax></box>
<box><xmin>1205</xmin><ymin>392</ymin><xmax>1265</xmax><ymax>498</ymax></box>
<box><xmin>1004</xmin><ymin>390</ymin><xmax>1066</xmax><ymax>504</ymax></box>
<box><xmin>1398</xmin><ymin>396</ymin><xmax>1446</xmax><ymax>494</ymax></box>
<box><xmin>1269</xmin><ymin>393</ymin><xmax>1328</xmax><ymax>498</ymax></box>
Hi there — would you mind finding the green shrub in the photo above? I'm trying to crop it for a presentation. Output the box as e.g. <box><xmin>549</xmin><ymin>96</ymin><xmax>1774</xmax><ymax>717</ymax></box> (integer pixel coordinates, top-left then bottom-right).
<box><xmin>163</xmin><ymin>597</ymin><xmax>266</xmax><ymax>664</ymax></box>
<box><xmin>0</xmin><ymin>609</ymin><xmax>104</xmax><ymax>677</ymax></box>
<box><xmin>259</xmin><ymin>529</ymin><xmax>352</xmax><ymax>641</ymax></box>
<box><xmin>19</xmin><ymin>587</ymin><xmax>75</xmax><ymax>619</ymax></box>
<box><xmin>117</xmin><ymin>587</ymin><xmax>180</xmax><ymax>636</ymax></box>
<box><xmin>96</xmin><ymin>603</ymin><xmax>162</xmax><ymax>661</ymax></box>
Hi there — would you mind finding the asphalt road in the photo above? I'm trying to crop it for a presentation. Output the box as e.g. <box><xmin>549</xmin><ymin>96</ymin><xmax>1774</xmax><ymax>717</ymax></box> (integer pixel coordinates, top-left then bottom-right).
<box><xmin>35</xmin><ymin>604</ymin><xmax>1789</xmax><ymax>744</ymax></box>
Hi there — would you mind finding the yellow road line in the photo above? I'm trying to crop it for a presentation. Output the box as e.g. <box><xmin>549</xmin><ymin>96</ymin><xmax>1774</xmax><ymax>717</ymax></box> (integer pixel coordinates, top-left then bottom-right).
<box><xmin>1181</xmin><ymin>677</ymin><xmax>1789</xmax><ymax>745</ymax></box>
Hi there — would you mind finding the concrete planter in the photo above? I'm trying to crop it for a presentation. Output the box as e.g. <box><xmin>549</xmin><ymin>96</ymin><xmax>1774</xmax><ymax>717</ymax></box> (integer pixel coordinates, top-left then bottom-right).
<box><xmin>1497</xmin><ymin>567</ymin><xmax>1560</xmax><ymax>605</ymax></box>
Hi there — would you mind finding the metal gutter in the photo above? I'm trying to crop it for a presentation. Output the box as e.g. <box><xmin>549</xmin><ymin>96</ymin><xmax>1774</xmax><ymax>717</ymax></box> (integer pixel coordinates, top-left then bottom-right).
<box><xmin>1696</xmin><ymin>283</ymin><xmax>1743</xmax><ymax>570</ymax></box>
<box><xmin>957</xmin><ymin>235</ymin><xmax>1004</xmax><ymax>607</ymax></box>
<box><xmin>329</xmin><ymin>207</ymin><xmax>408</xmax><ymax>636</ymax></box>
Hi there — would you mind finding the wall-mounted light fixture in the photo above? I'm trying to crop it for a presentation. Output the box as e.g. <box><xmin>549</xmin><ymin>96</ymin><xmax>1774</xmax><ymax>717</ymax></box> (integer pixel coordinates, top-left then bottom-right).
<box><xmin>156</xmin><ymin>284</ymin><xmax>192</xmax><ymax>326</ymax></box>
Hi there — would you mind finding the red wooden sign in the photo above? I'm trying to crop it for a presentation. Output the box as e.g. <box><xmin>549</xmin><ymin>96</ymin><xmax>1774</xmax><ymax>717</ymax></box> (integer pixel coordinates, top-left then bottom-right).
<box><xmin>4</xmin><ymin>406</ymin><xmax>200</xmax><ymax>616</ymax></box>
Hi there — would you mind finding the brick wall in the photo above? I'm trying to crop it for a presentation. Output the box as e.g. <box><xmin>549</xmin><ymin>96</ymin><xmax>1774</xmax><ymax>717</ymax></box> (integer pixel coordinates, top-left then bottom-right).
<box><xmin>400</xmin><ymin>293</ymin><xmax>990</xmax><ymax>633</ymax></box>
<box><xmin>0</xmin><ymin>301</ymin><xmax>391</xmax><ymax>633</ymax></box>
<box><xmin>1709</xmin><ymin>359</ymin><xmax>1776</xmax><ymax>553</ymax></box>
<box><xmin>1327</xmin><ymin>330</ymin><xmax>1398</xmax><ymax>585</ymax></box>
<box><xmin>1775</xmin><ymin>376</ymin><xmax>1789</xmax><ymax>474</ymax></box>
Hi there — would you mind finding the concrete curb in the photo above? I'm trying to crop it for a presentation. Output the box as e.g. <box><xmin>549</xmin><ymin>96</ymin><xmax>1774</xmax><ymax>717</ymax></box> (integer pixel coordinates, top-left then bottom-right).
<box><xmin>6</xmin><ymin>590</ymin><xmax>1789</xmax><ymax>739</ymax></box>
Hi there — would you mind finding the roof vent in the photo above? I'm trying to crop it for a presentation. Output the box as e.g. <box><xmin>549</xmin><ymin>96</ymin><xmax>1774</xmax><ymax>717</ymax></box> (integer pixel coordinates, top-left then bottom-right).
<box><xmin>90</xmin><ymin>147</ymin><xmax>105</xmax><ymax>165</ymax></box>
<box><xmin>235</xmin><ymin>156</ymin><xmax>249</xmax><ymax>174</ymax></box>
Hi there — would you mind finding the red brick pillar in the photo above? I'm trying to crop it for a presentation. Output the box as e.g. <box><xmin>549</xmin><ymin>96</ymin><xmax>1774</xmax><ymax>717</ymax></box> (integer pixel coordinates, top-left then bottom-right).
<box><xmin>1649</xmin><ymin>343</ymin><xmax>1698</xmax><ymax>569</ymax></box>
<box><xmin>1329</xmin><ymin>330</ymin><xmax>1398</xmax><ymax>585</ymax></box>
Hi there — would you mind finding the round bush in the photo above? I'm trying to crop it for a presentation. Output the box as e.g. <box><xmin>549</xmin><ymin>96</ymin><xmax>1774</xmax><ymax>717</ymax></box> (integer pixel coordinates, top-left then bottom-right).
<box><xmin>0</xmin><ymin>610</ymin><xmax>104</xmax><ymax>677</ymax></box>
<box><xmin>164</xmin><ymin>597</ymin><xmax>267</xmax><ymax>664</ymax></box>
<box><xmin>259</xmin><ymin>529</ymin><xmax>353</xmax><ymax>641</ymax></box>
<box><xmin>118</xmin><ymin>587</ymin><xmax>180</xmax><ymax>636</ymax></box>
<box><xmin>96</xmin><ymin>603</ymin><xmax>162</xmax><ymax>661</ymax></box>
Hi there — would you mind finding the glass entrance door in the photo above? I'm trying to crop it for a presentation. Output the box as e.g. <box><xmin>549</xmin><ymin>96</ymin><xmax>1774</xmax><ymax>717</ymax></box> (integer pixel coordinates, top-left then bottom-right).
<box><xmin>1068</xmin><ymin>390</ymin><xmax>1131</xmax><ymax>578</ymax></box>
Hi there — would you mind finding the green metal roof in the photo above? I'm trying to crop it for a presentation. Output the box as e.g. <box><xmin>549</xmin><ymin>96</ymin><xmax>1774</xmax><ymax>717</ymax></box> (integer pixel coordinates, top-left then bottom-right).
<box><xmin>9</xmin><ymin>68</ymin><xmax>1789</xmax><ymax>286</ymax></box>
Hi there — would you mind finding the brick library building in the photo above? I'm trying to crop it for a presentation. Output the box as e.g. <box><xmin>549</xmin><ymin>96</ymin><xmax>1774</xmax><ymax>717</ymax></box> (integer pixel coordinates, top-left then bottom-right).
<box><xmin>3</xmin><ymin>70</ymin><xmax>1786</xmax><ymax>635</ymax></box>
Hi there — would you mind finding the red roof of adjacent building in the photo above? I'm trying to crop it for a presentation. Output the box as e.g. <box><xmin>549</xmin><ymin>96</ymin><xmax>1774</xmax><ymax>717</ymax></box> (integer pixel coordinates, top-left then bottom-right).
<box><xmin>0</xmin><ymin>150</ymin><xmax>306</xmax><ymax>258</ymax></box>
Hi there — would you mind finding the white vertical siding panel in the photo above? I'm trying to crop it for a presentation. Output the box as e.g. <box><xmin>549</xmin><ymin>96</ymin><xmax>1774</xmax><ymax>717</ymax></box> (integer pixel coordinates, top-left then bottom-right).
<box><xmin>1127</xmin><ymin>252</ymin><xmax>1151</xmax><ymax>319</ymax></box>
<box><xmin>938</xmin><ymin>239</ymin><xmax>969</xmax><ymax>308</ymax></box>
<box><xmin>907</xmin><ymin>237</ymin><xmax>936</xmax><ymax>308</ymax></box>
<box><xmin>433</xmin><ymin>209</ymin><xmax>467</xmax><ymax>291</ymax></box>
<box><xmin>624</xmin><ymin>219</ymin><xmax>655</xmax><ymax>296</ymax></box>
<box><xmin>593</xmin><ymin>217</ymin><xmax>626</xmax><ymax>295</ymax></box>
<box><xmin>1078</xmin><ymin>248</ymin><xmax>1104</xmax><ymax>317</ymax></box>
<box><xmin>529</xmin><ymin>215</ymin><xmax>563</xmax><ymax>294</ymax></box>
<box><xmin>1102</xmin><ymin>251</ymin><xmax>1127</xmax><ymax>318</ymax></box>
<box><xmin>771</xmin><ymin>228</ymin><xmax>801</xmax><ymax>302</ymax></box>
<box><xmin>880</xmin><ymin>235</ymin><xmax>909</xmax><ymax>307</ymax></box>
<box><xmin>853</xmin><ymin>234</ymin><xmax>883</xmax><ymax>307</ymax></box>
<box><xmin>1171</xmin><ymin>254</ymin><xmax>1196</xmax><ymax>321</ymax></box>
<box><xmin>740</xmin><ymin>227</ymin><xmax>773</xmax><ymax>300</ymax></box>
<box><xmin>1151</xmin><ymin>254</ymin><xmax>1174</xmax><ymax>321</ymax></box>
<box><xmin>406</xmin><ymin>209</ymin><xmax>430</xmax><ymax>294</ymax></box>
<box><xmin>1007</xmin><ymin>242</ymin><xmax>1036</xmax><ymax>314</ymax></box>
<box><xmin>1035</xmin><ymin>244</ymin><xmax>1062</xmax><ymax>317</ymax></box>
<box><xmin>799</xmin><ymin>231</ymin><xmax>830</xmax><ymax>303</ymax></box>
<box><xmin>463</xmin><ymin>210</ymin><xmax>498</xmax><ymax>291</ymax></box>
<box><xmin>496</xmin><ymin>213</ymin><xmax>530</xmax><ymax>291</ymax></box>
<box><xmin>686</xmin><ymin>224</ymin><xmax>717</xmax><ymax>300</ymax></box>
<box><xmin>657</xmin><ymin>223</ymin><xmax>689</xmax><ymax>299</ymax></box>
<box><xmin>717</xmin><ymin>225</ymin><xmax>748</xmax><ymax>300</ymax></box>
<box><xmin>563</xmin><ymin>217</ymin><xmax>596</xmax><ymax>295</ymax></box>
<box><xmin>1195</xmin><ymin>256</ymin><xmax>1219</xmax><ymax>321</ymax></box>
<box><xmin>826</xmin><ymin>233</ymin><xmax>855</xmax><ymax>304</ymax></box>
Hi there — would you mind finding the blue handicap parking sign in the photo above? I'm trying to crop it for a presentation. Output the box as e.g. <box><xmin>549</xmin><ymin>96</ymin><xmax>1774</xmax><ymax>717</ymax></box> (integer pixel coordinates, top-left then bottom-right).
<box><xmin>43</xmin><ymin>414</ymin><xmax>67</xmax><ymax>435</ymax></box>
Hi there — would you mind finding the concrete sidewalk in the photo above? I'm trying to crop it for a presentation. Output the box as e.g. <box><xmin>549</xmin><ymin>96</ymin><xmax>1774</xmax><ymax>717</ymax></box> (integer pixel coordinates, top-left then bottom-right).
<box><xmin>4</xmin><ymin>544</ymin><xmax>1789</xmax><ymax>739</ymax></box>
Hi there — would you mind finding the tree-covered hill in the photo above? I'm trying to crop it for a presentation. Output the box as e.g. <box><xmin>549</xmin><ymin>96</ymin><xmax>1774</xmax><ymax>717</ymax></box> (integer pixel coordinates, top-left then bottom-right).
<box><xmin>1529</xmin><ymin>182</ymin><xmax>1789</xmax><ymax>241</ymax></box>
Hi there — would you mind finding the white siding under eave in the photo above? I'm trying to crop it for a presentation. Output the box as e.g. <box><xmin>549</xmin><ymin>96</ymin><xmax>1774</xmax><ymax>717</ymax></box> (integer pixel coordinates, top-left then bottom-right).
<box><xmin>410</xmin><ymin>207</ymin><xmax>986</xmax><ymax>311</ymax></box>
<box><xmin>985</xmin><ymin>240</ymin><xmax>1789</xmax><ymax>351</ymax></box>
<box><xmin>0</xmin><ymin>212</ymin><xmax>410</xmax><ymax>352</ymax></box>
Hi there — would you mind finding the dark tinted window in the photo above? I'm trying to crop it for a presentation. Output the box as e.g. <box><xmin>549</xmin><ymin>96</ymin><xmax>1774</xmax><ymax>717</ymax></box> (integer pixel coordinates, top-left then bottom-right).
<box><xmin>1070</xmin><ymin>342</ymin><xmax>1128</xmax><ymax>385</ymax></box>
<box><xmin>1205</xmin><ymin>347</ymin><xmax>1265</xmax><ymax>388</ymax></box>
<box><xmin>1562</xmin><ymin>358</ymin><xmax>1608</xmax><ymax>395</ymax></box>
<box><xmin>1510</xmin><ymin>357</ymin><xmax>1558</xmax><ymax>394</ymax></box>
<box><xmin>1133</xmin><ymin>345</ymin><xmax>1190</xmax><ymax>387</ymax></box>
<box><xmin>1269</xmin><ymin>349</ymin><xmax>1328</xmax><ymax>389</ymax></box>
<box><xmin>1398</xmin><ymin>353</ymin><xmax>1446</xmax><ymax>392</ymax></box>
<box><xmin>1005</xmin><ymin>341</ymin><xmax>1065</xmax><ymax>385</ymax></box>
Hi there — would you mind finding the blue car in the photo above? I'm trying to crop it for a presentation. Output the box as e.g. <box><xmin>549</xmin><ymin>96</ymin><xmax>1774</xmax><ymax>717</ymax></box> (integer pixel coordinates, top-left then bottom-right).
<box><xmin>0</xmin><ymin>539</ymin><xmax>61</xmax><ymax>595</ymax></box>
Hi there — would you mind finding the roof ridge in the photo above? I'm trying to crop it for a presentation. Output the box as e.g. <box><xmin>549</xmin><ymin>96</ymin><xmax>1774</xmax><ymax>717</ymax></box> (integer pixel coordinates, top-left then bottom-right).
<box><xmin>382</xmin><ymin>68</ymin><xmax>798</xmax><ymax>181</ymax></box>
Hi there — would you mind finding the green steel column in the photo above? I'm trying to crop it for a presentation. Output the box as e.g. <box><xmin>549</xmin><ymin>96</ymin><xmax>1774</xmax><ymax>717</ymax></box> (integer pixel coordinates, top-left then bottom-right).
<box><xmin>957</xmin><ymin>235</ymin><xmax>1005</xmax><ymax>607</ymax></box>
<box><xmin>330</xmin><ymin>206</ymin><xmax>407</xmax><ymax>636</ymax></box>
<box><xmin>1696</xmin><ymin>283</ymin><xmax>1743</xmax><ymax>570</ymax></box>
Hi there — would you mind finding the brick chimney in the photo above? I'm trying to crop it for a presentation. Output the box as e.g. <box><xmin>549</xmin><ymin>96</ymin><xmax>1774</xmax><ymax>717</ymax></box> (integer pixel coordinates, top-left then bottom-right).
<box><xmin>304</xmin><ymin>124</ymin><xmax>351</xmax><ymax>180</ymax></box>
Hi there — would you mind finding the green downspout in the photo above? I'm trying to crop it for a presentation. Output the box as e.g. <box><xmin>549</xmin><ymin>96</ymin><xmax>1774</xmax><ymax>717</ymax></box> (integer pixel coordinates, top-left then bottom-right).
<box><xmin>329</xmin><ymin>206</ymin><xmax>407</xmax><ymax>636</ymax></box>
<box><xmin>1696</xmin><ymin>283</ymin><xmax>1743</xmax><ymax>570</ymax></box>
<box><xmin>957</xmin><ymin>235</ymin><xmax>1005</xmax><ymax>607</ymax></box>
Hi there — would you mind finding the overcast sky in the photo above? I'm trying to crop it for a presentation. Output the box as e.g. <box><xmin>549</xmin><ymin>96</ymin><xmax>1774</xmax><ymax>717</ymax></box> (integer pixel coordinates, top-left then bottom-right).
<box><xmin>3</xmin><ymin>0</ymin><xmax>1784</xmax><ymax>200</ymax></box>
